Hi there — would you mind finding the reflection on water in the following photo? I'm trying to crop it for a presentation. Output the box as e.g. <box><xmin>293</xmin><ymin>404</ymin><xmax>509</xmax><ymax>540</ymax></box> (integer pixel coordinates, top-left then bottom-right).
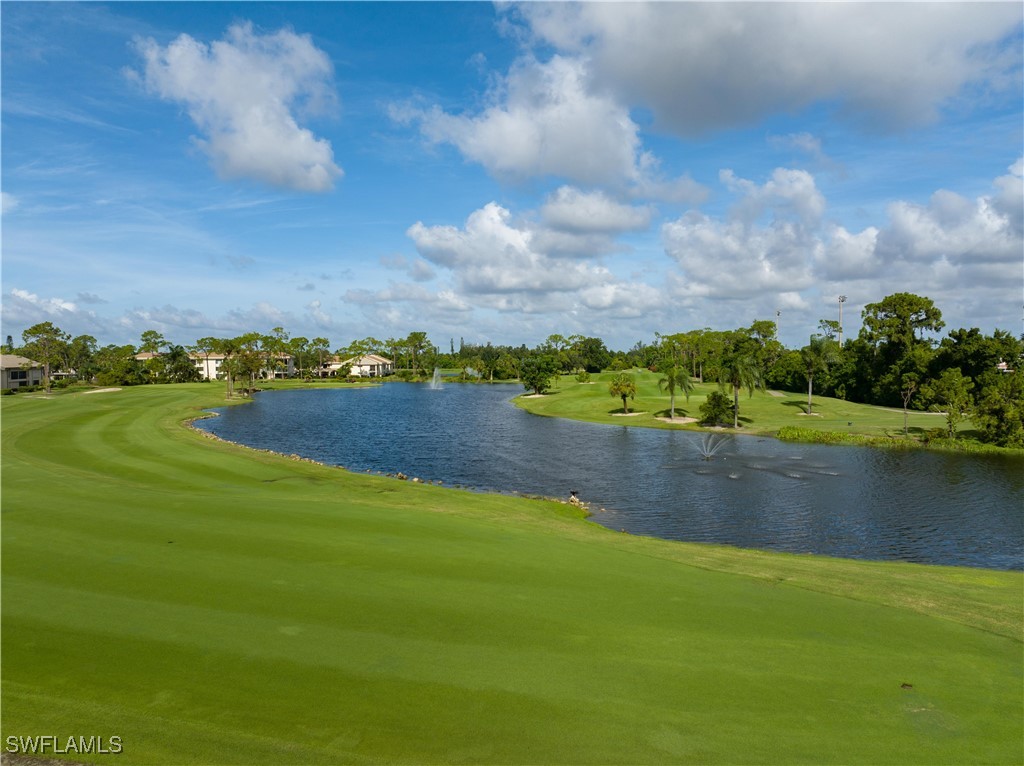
<box><xmin>196</xmin><ymin>384</ymin><xmax>1023</xmax><ymax>570</ymax></box>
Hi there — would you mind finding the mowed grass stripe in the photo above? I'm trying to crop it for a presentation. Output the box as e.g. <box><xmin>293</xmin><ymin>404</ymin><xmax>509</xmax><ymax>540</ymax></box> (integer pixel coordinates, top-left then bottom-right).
<box><xmin>2</xmin><ymin>385</ymin><xmax>1021</xmax><ymax>764</ymax></box>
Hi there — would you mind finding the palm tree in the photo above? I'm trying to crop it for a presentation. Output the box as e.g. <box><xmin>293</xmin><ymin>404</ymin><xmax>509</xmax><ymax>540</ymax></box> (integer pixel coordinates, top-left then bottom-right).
<box><xmin>658</xmin><ymin>364</ymin><xmax>694</xmax><ymax>419</ymax></box>
<box><xmin>609</xmin><ymin>372</ymin><xmax>637</xmax><ymax>414</ymax></box>
<box><xmin>716</xmin><ymin>352</ymin><xmax>763</xmax><ymax>428</ymax></box>
<box><xmin>800</xmin><ymin>335</ymin><xmax>841</xmax><ymax>415</ymax></box>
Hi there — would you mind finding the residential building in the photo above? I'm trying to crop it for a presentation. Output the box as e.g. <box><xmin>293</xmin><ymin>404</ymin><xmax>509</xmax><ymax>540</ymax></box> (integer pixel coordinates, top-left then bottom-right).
<box><xmin>1</xmin><ymin>355</ymin><xmax>44</xmax><ymax>390</ymax></box>
<box><xmin>345</xmin><ymin>354</ymin><xmax>394</xmax><ymax>377</ymax></box>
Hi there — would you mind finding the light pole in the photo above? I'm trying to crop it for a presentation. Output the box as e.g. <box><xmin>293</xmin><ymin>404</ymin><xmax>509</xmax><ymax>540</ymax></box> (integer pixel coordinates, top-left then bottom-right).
<box><xmin>838</xmin><ymin>295</ymin><xmax>847</xmax><ymax>346</ymax></box>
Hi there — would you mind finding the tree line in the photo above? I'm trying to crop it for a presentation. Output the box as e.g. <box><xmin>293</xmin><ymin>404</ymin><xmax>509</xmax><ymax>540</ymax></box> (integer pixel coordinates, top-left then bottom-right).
<box><xmin>5</xmin><ymin>292</ymin><xmax>1022</xmax><ymax>446</ymax></box>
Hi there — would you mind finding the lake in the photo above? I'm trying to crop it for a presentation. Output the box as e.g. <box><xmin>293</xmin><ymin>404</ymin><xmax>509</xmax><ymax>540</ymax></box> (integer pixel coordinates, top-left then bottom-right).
<box><xmin>195</xmin><ymin>383</ymin><xmax>1023</xmax><ymax>570</ymax></box>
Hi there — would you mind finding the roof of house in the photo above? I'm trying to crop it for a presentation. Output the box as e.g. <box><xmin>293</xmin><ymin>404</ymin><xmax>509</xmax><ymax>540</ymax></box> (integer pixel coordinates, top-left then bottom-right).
<box><xmin>345</xmin><ymin>354</ymin><xmax>393</xmax><ymax>366</ymax></box>
<box><xmin>1</xmin><ymin>354</ymin><xmax>42</xmax><ymax>369</ymax></box>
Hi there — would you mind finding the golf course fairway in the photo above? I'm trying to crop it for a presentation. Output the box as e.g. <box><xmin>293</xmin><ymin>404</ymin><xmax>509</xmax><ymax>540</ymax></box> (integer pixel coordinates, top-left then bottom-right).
<box><xmin>2</xmin><ymin>384</ymin><xmax>1021</xmax><ymax>764</ymax></box>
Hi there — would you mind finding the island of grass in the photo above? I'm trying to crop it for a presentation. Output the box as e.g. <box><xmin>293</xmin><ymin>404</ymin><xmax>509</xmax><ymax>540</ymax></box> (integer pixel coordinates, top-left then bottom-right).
<box><xmin>513</xmin><ymin>369</ymin><xmax>1022</xmax><ymax>453</ymax></box>
<box><xmin>2</xmin><ymin>383</ymin><xmax>1021</xmax><ymax>764</ymax></box>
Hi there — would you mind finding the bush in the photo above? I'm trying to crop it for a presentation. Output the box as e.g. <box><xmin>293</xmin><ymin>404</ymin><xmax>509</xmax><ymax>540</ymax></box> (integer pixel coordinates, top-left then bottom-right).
<box><xmin>699</xmin><ymin>391</ymin><xmax>733</xmax><ymax>426</ymax></box>
<box><xmin>575</xmin><ymin>369</ymin><xmax>591</xmax><ymax>383</ymax></box>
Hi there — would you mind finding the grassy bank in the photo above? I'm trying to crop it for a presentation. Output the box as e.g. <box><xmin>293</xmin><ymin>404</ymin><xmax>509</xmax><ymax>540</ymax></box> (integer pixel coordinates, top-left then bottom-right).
<box><xmin>513</xmin><ymin>370</ymin><xmax>1011</xmax><ymax>448</ymax></box>
<box><xmin>2</xmin><ymin>384</ymin><xmax>1021</xmax><ymax>764</ymax></box>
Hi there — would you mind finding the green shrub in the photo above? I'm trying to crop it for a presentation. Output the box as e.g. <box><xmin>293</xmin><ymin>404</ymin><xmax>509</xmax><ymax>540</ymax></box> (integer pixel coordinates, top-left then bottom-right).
<box><xmin>699</xmin><ymin>391</ymin><xmax>733</xmax><ymax>426</ymax></box>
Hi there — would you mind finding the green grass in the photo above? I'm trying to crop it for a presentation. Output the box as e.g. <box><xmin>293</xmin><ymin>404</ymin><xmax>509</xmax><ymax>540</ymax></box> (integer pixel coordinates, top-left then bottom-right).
<box><xmin>514</xmin><ymin>370</ymin><xmax>1006</xmax><ymax>447</ymax></box>
<box><xmin>2</xmin><ymin>384</ymin><xmax>1021</xmax><ymax>764</ymax></box>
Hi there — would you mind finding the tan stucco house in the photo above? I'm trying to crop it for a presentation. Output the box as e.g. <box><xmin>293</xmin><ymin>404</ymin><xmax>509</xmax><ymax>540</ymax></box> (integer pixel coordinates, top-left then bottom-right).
<box><xmin>1</xmin><ymin>355</ymin><xmax>44</xmax><ymax>390</ymax></box>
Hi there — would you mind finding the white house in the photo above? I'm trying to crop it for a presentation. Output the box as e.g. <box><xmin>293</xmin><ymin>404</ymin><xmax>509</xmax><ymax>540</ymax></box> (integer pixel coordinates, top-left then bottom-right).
<box><xmin>187</xmin><ymin>353</ymin><xmax>295</xmax><ymax>381</ymax></box>
<box><xmin>191</xmin><ymin>353</ymin><xmax>228</xmax><ymax>381</ymax></box>
<box><xmin>1</xmin><ymin>354</ymin><xmax>44</xmax><ymax>390</ymax></box>
<box><xmin>322</xmin><ymin>354</ymin><xmax>394</xmax><ymax>377</ymax></box>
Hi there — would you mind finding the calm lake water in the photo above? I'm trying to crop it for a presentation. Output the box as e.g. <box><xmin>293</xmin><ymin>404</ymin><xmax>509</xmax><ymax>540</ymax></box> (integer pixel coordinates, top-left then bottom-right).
<box><xmin>196</xmin><ymin>383</ymin><xmax>1023</xmax><ymax>570</ymax></box>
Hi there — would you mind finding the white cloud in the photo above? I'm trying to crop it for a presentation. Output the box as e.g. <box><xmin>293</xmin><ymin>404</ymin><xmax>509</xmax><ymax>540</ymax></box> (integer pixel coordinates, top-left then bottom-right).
<box><xmin>131</xmin><ymin>22</ymin><xmax>341</xmax><ymax>192</ymax></box>
<box><xmin>540</xmin><ymin>186</ymin><xmax>652</xmax><ymax>233</ymax></box>
<box><xmin>720</xmin><ymin>168</ymin><xmax>826</xmax><ymax>227</ymax></box>
<box><xmin>663</xmin><ymin>214</ymin><xmax>819</xmax><ymax>300</ymax></box>
<box><xmin>407</xmin><ymin>202</ymin><xmax>616</xmax><ymax>295</ymax></box>
<box><xmin>366</xmin><ymin>200</ymin><xmax>672</xmax><ymax>334</ymax></box>
<box><xmin>875</xmin><ymin>192</ymin><xmax>1022</xmax><ymax>273</ymax></box>
<box><xmin>1</xmin><ymin>192</ymin><xmax>18</xmax><ymax>215</ymax></box>
<box><xmin>658</xmin><ymin>160</ymin><xmax>1022</xmax><ymax>342</ymax></box>
<box><xmin>515</xmin><ymin>3</ymin><xmax>1022</xmax><ymax>135</ymax></box>
<box><xmin>401</xmin><ymin>56</ymin><xmax>705</xmax><ymax>200</ymax></box>
<box><xmin>662</xmin><ymin>167</ymin><xmax>826</xmax><ymax>300</ymax></box>
<box><xmin>1</xmin><ymin>289</ymin><xmax>103</xmax><ymax>338</ymax></box>
<box><xmin>817</xmin><ymin>225</ymin><xmax>883</xmax><ymax>281</ymax></box>
<box><xmin>305</xmin><ymin>299</ymin><xmax>333</xmax><ymax>329</ymax></box>
<box><xmin>990</xmin><ymin>156</ymin><xmax>1024</xmax><ymax>236</ymax></box>
<box><xmin>9</xmin><ymin>288</ymin><xmax>77</xmax><ymax>314</ymax></box>
<box><xmin>413</xmin><ymin>55</ymin><xmax>640</xmax><ymax>186</ymax></box>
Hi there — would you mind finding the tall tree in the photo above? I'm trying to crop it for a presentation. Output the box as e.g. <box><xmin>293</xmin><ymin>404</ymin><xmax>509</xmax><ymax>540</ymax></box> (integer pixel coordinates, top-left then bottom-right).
<box><xmin>213</xmin><ymin>337</ymin><xmax>239</xmax><ymax>397</ymax></box>
<box><xmin>289</xmin><ymin>336</ymin><xmax>311</xmax><ymax>379</ymax></box>
<box><xmin>66</xmin><ymin>334</ymin><xmax>98</xmax><ymax>382</ymax></box>
<box><xmin>973</xmin><ymin>369</ymin><xmax>1024</xmax><ymax>447</ymax></box>
<box><xmin>609</xmin><ymin>372</ymin><xmax>638</xmax><ymax>414</ymax></box>
<box><xmin>861</xmin><ymin>293</ymin><xmax>944</xmax><ymax>353</ymax></box>
<box><xmin>657</xmin><ymin>362</ymin><xmax>693</xmax><ymax>419</ymax></box>
<box><xmin>138</xmin><ymin>330</ymin><xmax>168</xmax><ymax>354</ymax></box>
<box><xmin>921</xmin><ymin>368</ymin><xmax>974</xmax><ymax>439</ymax></box>
<box><xmin>94</xmin><ymin>345</ymin><xmax>145</xmax><ymax>386</ymax></box>
<box><xmin>800</xmin><ymin>335</ymin><xmax>841</xmax><ymax>415</ymax></box>
<box><xmin>519</xmin><ymin>355</ymin><xmax>559</xmax><ymax>395</ymax></box>
<box><xmin>22</xmin><ymin>322</ymin><xmax>70</xmax><ymax>391</ymax></box>
<box><xmin>310</xmin><ymin>337</ymin><xmax>331</xmax><ymax>378</ymax></box>
<box><xmin>859</xmin><ymin>293</ymin><xmax>943</xmax><ymax>406</ymax></box>
<box><xmin>234</xmin><ymin>332</ymin><xmax>266</xmax><ymax>392</ymax></box>
<box><xmin>715</xmin><ymin>335</ymin><xmax>764</xmax><ymax>428</ymax></box>
<box><xmin>160</xmin><ymin>345</ymin><xmax>202</xmax><ymax>383</ymax></box>
<box><xmin>405</xmin><ymin>331</ymin><xmax>430</xmax><ymax>375</ymax></box>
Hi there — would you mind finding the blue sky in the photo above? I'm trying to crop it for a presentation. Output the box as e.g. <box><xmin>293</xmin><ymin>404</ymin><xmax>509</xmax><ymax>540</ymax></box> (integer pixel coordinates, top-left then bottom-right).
<box><xmin>2</xmin><ymin>1</ymin><xmax>1022</xmax><ymax>352</ymax></box>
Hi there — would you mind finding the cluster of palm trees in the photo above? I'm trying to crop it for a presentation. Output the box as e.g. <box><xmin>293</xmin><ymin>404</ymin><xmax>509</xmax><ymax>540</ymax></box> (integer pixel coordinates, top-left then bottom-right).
<box><xmin>614</xmin><ymin>330</ymin><xmax>841</xmax><ymax>429</ymax></box>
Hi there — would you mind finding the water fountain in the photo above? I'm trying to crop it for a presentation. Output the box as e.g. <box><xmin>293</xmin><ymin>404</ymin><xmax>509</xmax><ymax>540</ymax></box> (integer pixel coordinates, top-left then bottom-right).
<box><xmin>697</xmin><ymin>433</ymin><xmax>728</xmax><ymax>460</ymax></box>
<box><xmin>429</xmin><ymin>367</ymin><xmax>443</xmax><ymax>390</ymax></box>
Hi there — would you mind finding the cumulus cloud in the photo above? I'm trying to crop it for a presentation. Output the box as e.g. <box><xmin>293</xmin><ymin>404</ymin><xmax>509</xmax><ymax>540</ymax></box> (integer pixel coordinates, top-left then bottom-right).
<box><xmin>662</xmin><ymin>159</ymin><xmax>1022</xmax><ymax>339</ymax></box>
<box><xmin>663</xmin><ymin>213</ymin><xmax>820</xmax><ymax>300</ymax></box>
<box><xmin>305</xmin><ymin>299</ymin><xmax>333</xmax><ymax>329</ymax></box>
<box><xmin>411</xmin><ymin>55</ymin><xmax>640</xmax><ymax>186</ymax></box>
<box><xmin>400</xmin><ymin>55</ymin><xmax>703</xmax><ymax>200</ymax></box>
<box><xmin>814</xmin><ymin>160</ymin><xmax>1024</xmax><ymax>288</ymax></box>
<box><xmin>7</xmin><ymin>288</ymin><xmax>77</xmax><ymax>315</ymax></box>
<box><xmin>1</xmin><ymin>288</ymin><xmax>105</xmax><ymax>337</ymax></box>
<box><xmin>515</xmin><ymin>3</ymin><xmax>1022</xmax><ymax>135</ymax></box>
<box><xmin>407</xmin><ymin>202</ymin><xmax>616</xmax><ymax>295</ymax></box>
<box><xmin>662</xmin><ymin>168</ymin><xmax>826</xmax><ymax>299</ymax></box>
<box><xmin>540</xmin><ymin>186</ymin><xmax>653</xmax><ymax>233</ymax></box>
<box><xmin>721</xmin><ymin>167</ymin><xmax>826</xmax><ymax>227</ymax></box>
<box><xmin>131</xmin><ymin>22</ymin><xmax>342</xmax><ymax>192</ymax></box>
<box><xmin>364</xmin><ymin>199</ymin><xmax>672</xmax><ymax>331</ymax></box>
